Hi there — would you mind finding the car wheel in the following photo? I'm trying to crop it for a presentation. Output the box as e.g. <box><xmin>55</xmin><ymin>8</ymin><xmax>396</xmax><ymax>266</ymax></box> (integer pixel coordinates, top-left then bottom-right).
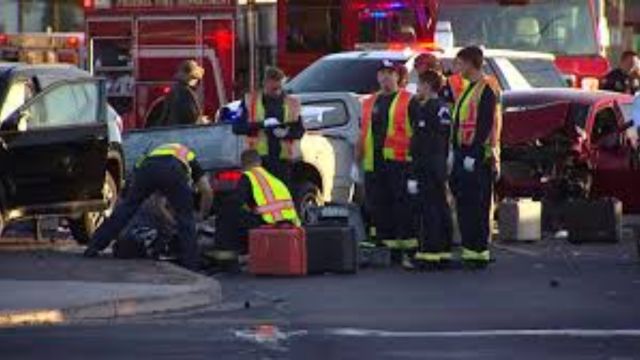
<box><xmin>295</xmin><ymin>181</ymin><xmax>323</xmax><ymax>224</ymax></box>
<box><xmin>69</xmin><ymin>172</ymin><xmax>118</xmax><ymax>244</ymax></box>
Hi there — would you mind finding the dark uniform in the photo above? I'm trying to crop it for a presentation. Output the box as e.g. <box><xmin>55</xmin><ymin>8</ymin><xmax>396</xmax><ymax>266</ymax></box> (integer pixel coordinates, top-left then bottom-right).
<box><xmin>234</xmin><ymin>94</ymin><xmax>305</xmax><ymax>186</ymax></box>
<box><xmin>601</xmin><ymin>68</ymin><xmax>640</xmax><ymax>95</ymax></box>
<box><xmin>408</xmin><ymin>97</ymin><xmax>453</xmax><ymax>264</ymax></box>
<box><xmin>85</xmin><ymin>144</ymin><xmax>204</xmax><ymax>270</ymax></box>
<box><xmin>451</xmin><ymin>79</ymin><xmax>499</xmax><ymax>265</ymax></box>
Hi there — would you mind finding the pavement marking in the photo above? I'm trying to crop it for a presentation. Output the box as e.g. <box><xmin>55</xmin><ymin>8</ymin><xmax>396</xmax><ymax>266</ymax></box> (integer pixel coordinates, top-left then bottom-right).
<box><xmin>0</xmin><ymin>310</ymin><xmax>64</xmax><ymax>327</ymax></box>
<box><xmin>325</xmin><ymin>328</ymin><xmax>640</xmax><ymax>338</ymax></box>
<box><xmin>492</xmin><ymin>243</ymin><xmax>540</xmax><ymax>257</ymax></box>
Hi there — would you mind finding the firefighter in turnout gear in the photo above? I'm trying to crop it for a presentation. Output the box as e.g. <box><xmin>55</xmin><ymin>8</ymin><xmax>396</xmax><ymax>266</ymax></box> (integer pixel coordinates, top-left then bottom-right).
<box><xmin>406</xmin><ymin>70</ymin><xmax>454</xmax><ymax>270</ymax></box>
<box><xmin>84</xmin><ymin>143</ymin><xmax>213</xmax><ymax>270</ymax></box>
<box><xmin>212</xmin><ymin>150</ymin><xmax>300</xmax><ymax>268</ymax></box>
<box><xmin>235</xmin><ymin>67</ymin><xmax>305</xmax><ymax>187</ymax></box>
<box><xmin>357</xmin><ymin>60</ymin><xmax>416</xmax><ymax>261</ymax></box>
<box><xmin>450</xmin><ymin>46</ymin><xmax>502</xmax><ymax>269</ymax></box>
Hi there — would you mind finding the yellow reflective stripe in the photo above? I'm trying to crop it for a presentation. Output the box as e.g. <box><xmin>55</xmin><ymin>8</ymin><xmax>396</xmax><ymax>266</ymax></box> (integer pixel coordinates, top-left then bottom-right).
<box><xmin>461</xmin><ymin>248</ymin><xmax>490</xmax><ymax>261</ymax></box>
<box><xmin>206</xmin><ymin>250</ymin><xmax>238</xmax><ymax>261</ymax></box>
<box><xmin>383</xmin><ymin>239</ymin><xmax>418</xmax><ymax>250</ymax></box>
<box><xmin>415</xmin><ymin>252</ymin><xmax>453</xmax><ymax>262</ymax></box>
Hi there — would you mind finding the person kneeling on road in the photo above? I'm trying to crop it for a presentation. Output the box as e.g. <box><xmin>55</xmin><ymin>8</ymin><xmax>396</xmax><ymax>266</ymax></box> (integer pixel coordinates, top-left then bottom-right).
<box><xmin>83</xmin><ymin>143</ymin><xmax>213</xmax><ymax>271</ymax></box>
<box><xmin>406</xmin><ymin>70</ymin><xmax>454</xmax><ymax>271</ymax></box>
<box><xmin>212</xmin><ymin>150</ymin><xmax>300</xmax><ymax>269</ymax></box>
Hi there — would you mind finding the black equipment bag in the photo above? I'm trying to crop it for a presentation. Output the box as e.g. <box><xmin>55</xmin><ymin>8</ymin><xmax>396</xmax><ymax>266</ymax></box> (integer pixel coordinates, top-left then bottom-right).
<box><xmin>564</xmin><ymin>198</ymin><xmax>622</xmax><ymax>244</ymax></box>
<box><xmin>305</xmin><ymin>224</ymin><xmax>357</xmax><ymax>274</ymax></box>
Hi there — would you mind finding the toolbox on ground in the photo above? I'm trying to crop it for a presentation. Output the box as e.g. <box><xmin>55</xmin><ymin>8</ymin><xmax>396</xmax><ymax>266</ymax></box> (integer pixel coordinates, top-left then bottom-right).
<box><xmin>248</xmin><ymin>225</ymin><xmax>307</xmax><ymax>276</ymax></box>
<box><xmin>305</xmin><ymin>225</ymin><xmax>358</xmax><ymax>274</ymax></box>
<box><xmin>498</xmin><ymin>198</ymin><xmax>542</xmax><ymax>242</ymax></box>
<box><xmin>564</xmin><ymin>198</ymin><xmax>622</xmax><ymax>244</ymax></box>
<box><xmin>305</xmin><ymin>203</ymin><xmax>366</xmax><ymax>243</ymax></box>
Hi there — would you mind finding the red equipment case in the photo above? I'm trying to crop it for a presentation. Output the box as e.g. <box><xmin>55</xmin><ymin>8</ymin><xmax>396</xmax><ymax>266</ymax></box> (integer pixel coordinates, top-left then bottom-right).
<box><xmin>249</xmin><ymin>225</ymin><xmax>307</xmax><ymax>276</ymax></box>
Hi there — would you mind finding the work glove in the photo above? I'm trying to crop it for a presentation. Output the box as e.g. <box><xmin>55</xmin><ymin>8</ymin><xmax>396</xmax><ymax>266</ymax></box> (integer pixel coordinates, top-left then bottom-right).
<box><xmin>273</xmin><ymin>127</ymin><xmax>289</xmax><ymax>139</ymax></box>
<box><xmin>463</xmin><ymin>156</ymin><xmax>476</xmax><ymax>172</ymax></box>
<box><xmin>407</xmin><ymin>179</ymin><xmax>419</xmax><ymax>195</ymax></box>
<box><xmin>263</xmin><ymin>117</ymin><xmax>280</xmax><ymax>128</ymax></box>
<box><xmin>350</xmin><ymin>164</ymin><xmax>361</xmax><ymax>183</ymax></box>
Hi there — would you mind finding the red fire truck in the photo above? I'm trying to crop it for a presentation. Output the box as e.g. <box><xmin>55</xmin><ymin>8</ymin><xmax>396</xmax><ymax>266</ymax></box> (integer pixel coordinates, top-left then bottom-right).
<box><xmin>276</xmin><ymin>0</ymin><xmax>608</xmax><ymax>87</ymax></box>
<box><xmin>83</xmin><ymin>0</ymin><xmax>237</xmax><ymax>130</ymax></box>
<box><xmin>277</xmin><ymin>0</ymin><xmax>437</xmax><ymax>76</ymax></box>
<box><xmin>435</xmin><ymin>0</ymin><xmax>609</xmax><ymax>88</ymax></box>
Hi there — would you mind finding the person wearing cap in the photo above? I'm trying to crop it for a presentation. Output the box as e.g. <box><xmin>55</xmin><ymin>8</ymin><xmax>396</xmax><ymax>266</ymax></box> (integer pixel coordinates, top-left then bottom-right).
<box><xmin>149</xmin><ymin>59</ymin><xmax>206</xmax><ymax>128</ymax></box>
<box><xmin>450</xmin><ymin>46</ymin><xmax>502</xmax><ymax>269</ymax></box>
<box><xmin>357</xmin><ymin>60</ymin><xmax>416</xmax><ymax>262</ymax></box>
<box><xmin>234</xmin><ymin>66</ymin><xmax>304</xmax><ymax>187</ymax></box>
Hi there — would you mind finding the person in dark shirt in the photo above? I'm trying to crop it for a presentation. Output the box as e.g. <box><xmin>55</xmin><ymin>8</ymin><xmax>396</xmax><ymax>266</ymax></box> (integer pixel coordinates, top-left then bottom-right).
<box><xmin>414</xmin><ymin>52</ymin><xmax>455</xmax><ymax>105</ymax></box>
<box><xmin>234</xmin><ymin>67</ymin><xmax>305</xmax><ymax>187</ymax></box>
<box><xmin>357</xmin><ymin>60</ymin><xmax>416</xmax><ymax>259</ymax></box>
<box><xmin>406</xmin><ymin>70</ymin><xmax>454</xmax><ymax>270</ymax></box>
<box><xmin>84</xmin><ymin>143</ymin><xmax>213</xmax><ymax>270</ymax></box>
<box><xmin>601</xmin><ymin>50</ymin><xmax>640</xmax><ymax>95</ymax></box>
<box><xmin>450</xmin><ymin>46</ymin><xmax>501</xmax><ymax>269</ymax></box>
<box><xmin>148</xmin><ymin>60</ymin><xmax>206</xmax><ymax>128</ymax></box>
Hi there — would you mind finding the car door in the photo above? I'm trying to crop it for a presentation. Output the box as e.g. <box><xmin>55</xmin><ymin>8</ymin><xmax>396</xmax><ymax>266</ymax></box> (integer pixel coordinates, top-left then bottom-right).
<box><xmin>0</xmin><ymin>79</ymin><xmax>109</xmax><ymax>213</ymax></box>
<box><xmin>589</xmin><ymin>101</ymin><xmax>640</xmax><ymax>213</ymax></box>
<box><xmin>295</xmin><ymin>92</ymin><xmax>361</xmax><ymax>203</ymax></box>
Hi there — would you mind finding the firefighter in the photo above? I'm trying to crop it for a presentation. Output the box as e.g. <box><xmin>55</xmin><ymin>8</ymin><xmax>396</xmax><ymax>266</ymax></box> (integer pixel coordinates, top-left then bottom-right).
<box><xmin>235</xmin><ymin>67</ymin><xmax>305</xmax><ymax>187</ymax></box>
<box><xmin>450</xmin><ymin>46</ymin><xmax>502</xmax><ymax>269</ymax></box>
<box><xmin>406</xmin><ymin>70</ymin><xmax>453</xmax><ymax>270</ymax></box>
<box><xmin>601</xmin><ymin>50</ymin><xmax>640</xmax><ymax>95</ymax></box>
<box><xmin>357</xmin><ymin>60</ymin><xmax>416</xmax><ymax>261</ymax></box>
<box><xmin>83</xmin><ymin>143</ymin><xmax>213</xmax><ymax>270</ymax></box>
<box><xmin>446</xmin><ymin>57</ymin><xmax>469</xmax><ymax>105</ymax></box>
<box><xmin>211</xmin><ymin>150</ymin><xmax>300</xmax><ymax>267</ymax></box>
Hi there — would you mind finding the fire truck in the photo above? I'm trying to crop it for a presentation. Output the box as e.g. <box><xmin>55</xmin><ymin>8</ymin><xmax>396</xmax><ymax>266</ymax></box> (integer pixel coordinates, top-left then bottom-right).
<box><xmin>83</xmin><ymin>0</ymin><xmax>237</xmax><ymax>130</ymax></box>
<box><xmin>276</xmin><ymin>0</ymin><xmax>437</xmax><ymax>76</ymax></box>
<box><xmin>0</xmin><ymin>32</ymin><xmax>84</xmax><ymax>65</ymax></box>
<box><xmin>276</xmin><ymin>0</ymin><xmax>608</xmax><ymax>87</ymax></box>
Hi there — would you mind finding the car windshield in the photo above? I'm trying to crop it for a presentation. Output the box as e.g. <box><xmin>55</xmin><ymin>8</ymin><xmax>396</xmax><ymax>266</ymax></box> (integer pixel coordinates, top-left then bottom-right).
<box><xmin>438</xmin><ymin>0</ymin><xmax>598</xmax><ymax>56</ymax></box>
<box><xmin>286</xmin><ymin>58</ymin><xmax>405</xmax><ymax>94</ymax></box>
<box><xmin>505</xmin><ymin>58</ymin><xmax>566</xmax><ymax>88</ymax></box>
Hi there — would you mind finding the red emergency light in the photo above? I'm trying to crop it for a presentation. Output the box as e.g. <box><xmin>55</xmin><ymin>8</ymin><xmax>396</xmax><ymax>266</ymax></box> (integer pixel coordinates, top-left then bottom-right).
<box><xmin>66</xmin><ymin>36</ymin><xmax>80</xmax><ymax>48</ymax></box>
<box><xmin>206</xmin><ymin>29</ymin><xmax>233</xmax><ymax>51</ymax></box>
<box><xmin>0</xmin><ymin>34</ymin><xmax>8</xmax><ymax>46</ymax></box>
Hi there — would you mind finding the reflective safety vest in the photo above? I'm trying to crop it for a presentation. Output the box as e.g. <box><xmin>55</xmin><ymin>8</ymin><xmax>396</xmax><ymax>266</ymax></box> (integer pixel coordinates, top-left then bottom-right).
<box><xmin>448</xmin><ymin>73</ymin><xmax>468</xmax><ymax>102</ymax></box>
<box><xmin>360</xmin><ymin>90</ymin><xmax>413</xmax><ymax>172</ymax></box>
<box><xmin>245</xmin><ymin>92</ymin><xmax>302</xmax><ymax>160</ymax></box>
<box><xmin>244</xmin><ymin>167</ymin><xmax>301</xmax><ymax>226</ymax></box>
<box><xmin>453</xmin><ymin>76</ymin><xmax>502</xmax><ymax>169</ymax></box>
<box><xmin>144</xmin><ymin>143</ymin><xmax>196</xmax><ymax>173</ymax></box>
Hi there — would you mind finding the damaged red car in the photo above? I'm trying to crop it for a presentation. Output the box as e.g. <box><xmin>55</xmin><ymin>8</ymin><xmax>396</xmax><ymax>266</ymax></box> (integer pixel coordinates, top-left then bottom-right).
<box><xmin>499</xmin><ymin>89</ymin><xmax>640</xmax><ymax>213</ymax></box>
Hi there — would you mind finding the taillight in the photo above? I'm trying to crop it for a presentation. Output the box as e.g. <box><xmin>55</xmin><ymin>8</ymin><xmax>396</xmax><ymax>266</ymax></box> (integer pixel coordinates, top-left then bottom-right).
<box><xmin>66</xmin><ymin>36</ymin><xmax>80</xmax><ymax>49</ymax></box>
<box><xmin>0</xmin><ymin>34</ymin><xmax>8</xmax><ymax>46</ymax></box>
<box><xmin>216</xmin><ymin>170</ymin><xmax>243</xmax><ymax>183</ymax></box>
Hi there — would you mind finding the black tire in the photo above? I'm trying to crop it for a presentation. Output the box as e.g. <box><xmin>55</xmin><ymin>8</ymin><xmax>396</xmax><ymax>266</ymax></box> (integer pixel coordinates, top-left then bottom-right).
<box><xmin>69</xmin><ymin>172</ymin><xmax>118</xmax><ymax>244</ymax></box>
<box><xmin>294</xmin><ymin>181</ymin><xmax>323</xmax><ymax>224</ymax></box>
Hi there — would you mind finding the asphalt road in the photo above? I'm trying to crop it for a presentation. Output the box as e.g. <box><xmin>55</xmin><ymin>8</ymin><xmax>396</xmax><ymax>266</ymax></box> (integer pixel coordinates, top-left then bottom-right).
<box><xmin>1</xmin><ymin>230</ymin><xmax>640</xmax><ymax>359</ymax></box>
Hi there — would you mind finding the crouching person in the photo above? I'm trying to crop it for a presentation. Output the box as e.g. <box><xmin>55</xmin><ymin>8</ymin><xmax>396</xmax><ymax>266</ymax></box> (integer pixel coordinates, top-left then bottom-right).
<box><xmin>212</xmin><ymin>150</ymin><xmax>301</xmax><ymax>269</ymax></box>
<box><xmin>83</xmin><ymin>143</ymin><xmax>213</xmax><ymax>271</ymax></box>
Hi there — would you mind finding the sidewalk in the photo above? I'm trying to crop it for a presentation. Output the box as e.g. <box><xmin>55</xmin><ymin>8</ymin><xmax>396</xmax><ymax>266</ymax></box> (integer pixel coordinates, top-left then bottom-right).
<box><xmin>0</xmin><ymin>250</ymin><xmax>222</xmax><ymax>327</ymax></box>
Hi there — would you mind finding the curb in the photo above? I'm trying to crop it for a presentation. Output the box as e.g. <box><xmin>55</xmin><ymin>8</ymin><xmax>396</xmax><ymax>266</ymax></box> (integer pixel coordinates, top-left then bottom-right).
<box><xmin>0</xmin><ymin>263</ymin><xmax>222</xmax><ymax>327</ymax></box>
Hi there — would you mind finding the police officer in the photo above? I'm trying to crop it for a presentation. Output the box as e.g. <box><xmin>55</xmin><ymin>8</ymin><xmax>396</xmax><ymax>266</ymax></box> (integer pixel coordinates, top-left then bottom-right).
<box><xmin>406</xmin><ymin>70</ymin><xmax>453</xmax><ymax>270</ymax></box>
<box><xmin>235</xmin><ymin>67</ymin><xmax>304</xmax><ymax>187</ymax></box>
<box><xmin>450</xmin><ymin>46</ymin><xmax>501</xmax><ymax>269</ymax></box>
<box><xmin>212</xmin><ymin>150</ymin><xmax>300</xmax><ymax>267</ymax></box>
<box><xmin>84</xmin><ymin>143</ymin><xmax>213</xmax><ymax>270</ymax></box>
<box><xmin>357</xmin><ymin>60</ymin><xmax>416</xmax><ymax>259</ymax></box>
<box><xmin>601</xmin><ymin>51</ymin><xmax>640</xmax><ymax>95</ymax></box>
